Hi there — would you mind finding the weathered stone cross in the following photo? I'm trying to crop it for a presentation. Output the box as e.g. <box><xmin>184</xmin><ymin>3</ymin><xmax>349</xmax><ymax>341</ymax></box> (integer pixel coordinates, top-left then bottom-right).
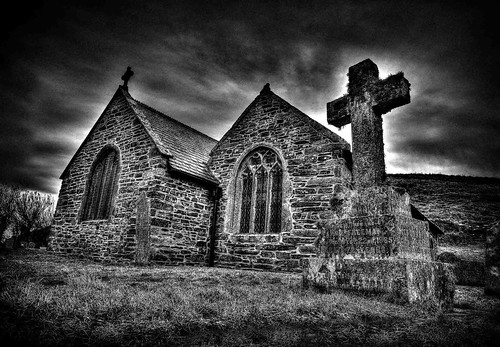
<box><xmin>121</xmin><ymin>66</ymin><xmax>134</xmax><ymax>89</ymax></box>
<box><xmin>327</xmin><ymin>59</ymin><xmax>410</xmax><ymax>188</ymax></box>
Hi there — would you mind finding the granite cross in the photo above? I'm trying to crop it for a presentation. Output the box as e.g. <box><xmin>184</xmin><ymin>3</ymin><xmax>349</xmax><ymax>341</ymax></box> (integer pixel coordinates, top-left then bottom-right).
<box><xmin>121</xmin><ymin>66</ymin><xmax>134</xmax><ymax>90</ymax></box>
<box><xmin>327</xmin><ymin>59</ymin><xmax>410</xmax><ymax>188</ymax></box>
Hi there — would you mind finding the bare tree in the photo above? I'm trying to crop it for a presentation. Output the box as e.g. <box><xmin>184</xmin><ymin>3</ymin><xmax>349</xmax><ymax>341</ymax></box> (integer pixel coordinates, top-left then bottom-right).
<box><xmin>13</xmin><ymin>191</ymin><xmax>54</xmax><ymax>246</ymax></box>
<box><xmin>0</xmin><ymin>184</ymin><xmax>19</xmax><ymax>243</ymax></box>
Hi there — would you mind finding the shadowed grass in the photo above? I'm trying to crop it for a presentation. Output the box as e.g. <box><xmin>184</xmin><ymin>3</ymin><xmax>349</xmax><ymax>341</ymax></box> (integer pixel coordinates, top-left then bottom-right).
<box><xmin>1</xmin><ymin>250</ymin><xmax>500</xmax><ymax>346</ymax></box>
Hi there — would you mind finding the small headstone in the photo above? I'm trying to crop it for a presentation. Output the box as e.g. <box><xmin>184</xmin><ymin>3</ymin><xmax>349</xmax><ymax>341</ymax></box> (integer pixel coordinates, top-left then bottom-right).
<box><xmin>135</xmin><ymin>191</ymin><xmax>151</xmax><ymax>265</ymax></box>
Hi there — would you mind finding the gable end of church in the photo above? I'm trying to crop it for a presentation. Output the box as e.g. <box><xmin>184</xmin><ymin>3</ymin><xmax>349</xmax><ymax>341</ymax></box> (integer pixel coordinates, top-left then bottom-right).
<box><xmin>208</xmin><ymin>87</ymin><xmax>353</xmax><ymax>271</ymax></box>
<box><xmin>50</xmin><ymin>86</ymin><xmax>216</xmax><ymax>265</ymax></box>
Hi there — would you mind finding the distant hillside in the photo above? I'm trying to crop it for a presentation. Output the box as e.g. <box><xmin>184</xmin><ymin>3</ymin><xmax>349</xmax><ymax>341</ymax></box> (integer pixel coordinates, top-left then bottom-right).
<box><xmin>387</xmin><ymin>174</ymin><xmax>500</xmax><ymax>245</ymax></box>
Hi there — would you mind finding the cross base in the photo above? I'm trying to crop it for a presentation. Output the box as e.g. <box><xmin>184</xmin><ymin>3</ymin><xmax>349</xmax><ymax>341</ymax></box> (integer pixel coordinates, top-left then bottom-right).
<box><xmin>303</xmin><ymin>185</ymin><xmax>454</xmax><ymax>308</ymax></box>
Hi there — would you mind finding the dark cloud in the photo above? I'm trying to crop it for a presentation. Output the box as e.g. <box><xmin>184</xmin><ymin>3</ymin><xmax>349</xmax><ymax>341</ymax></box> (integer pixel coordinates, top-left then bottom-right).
<box><xmin>386</xmin><ymin>94</ymin><xmax>500</xmax><ymax>177</ymax></box>
<box><xmin>0</xmin><ymin>1</ymin><xmax>499</xmax><ymax>194</ymax></box>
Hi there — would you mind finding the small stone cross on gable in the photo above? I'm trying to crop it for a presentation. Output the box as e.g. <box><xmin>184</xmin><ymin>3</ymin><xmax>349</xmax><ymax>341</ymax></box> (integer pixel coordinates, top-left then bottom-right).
<box><xmin>327</xmin><ymin>59</ymin><xmax>411</xmax><ymax>188</ymax></box>
<box><xmin>121</xmin><ymin>66</ymin><xmax>134</xmax><ymax>90</ymax></box>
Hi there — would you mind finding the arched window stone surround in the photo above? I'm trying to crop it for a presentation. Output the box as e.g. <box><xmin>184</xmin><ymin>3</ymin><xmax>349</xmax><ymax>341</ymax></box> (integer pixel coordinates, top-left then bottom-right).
<box><xmin>224</xmin><ymin>143</ymin><xmax>292</xmax><ymax>238</ymax></box>
<box><xmin>80</xmin><ymin>144</ymin><xmax>121</xmax><ymax>221</ymax></box>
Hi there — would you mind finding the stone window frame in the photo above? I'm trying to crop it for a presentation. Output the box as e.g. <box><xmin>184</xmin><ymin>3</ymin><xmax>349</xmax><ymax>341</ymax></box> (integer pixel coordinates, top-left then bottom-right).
<box><xmin>225</xmin><ymin>143</ymin><xmax>292</xmax><ymax>236</ymax></box>
<box><xmin>79</xmin><ymin>144</ymin><xmax>121</xmax><ymax>222</ymax></box>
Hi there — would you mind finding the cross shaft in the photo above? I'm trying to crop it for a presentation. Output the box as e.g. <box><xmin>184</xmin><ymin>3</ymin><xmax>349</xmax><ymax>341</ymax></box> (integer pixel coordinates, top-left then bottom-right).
<box><xmin>327</xmin><ymin>59</ymin><xmax>410</xmax><ymax>188</ymax></box>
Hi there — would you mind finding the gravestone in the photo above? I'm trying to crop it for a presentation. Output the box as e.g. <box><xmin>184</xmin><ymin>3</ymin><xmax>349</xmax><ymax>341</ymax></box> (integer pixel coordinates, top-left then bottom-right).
<box><xmin>303</xmin><ymin>59</ymin><xmax>455</xmax><ymax>309</ymax></box>
<box><xmin>135</xmin><ymin>191</ymin><xmax>151</xmax><ymax>265</ymax></box>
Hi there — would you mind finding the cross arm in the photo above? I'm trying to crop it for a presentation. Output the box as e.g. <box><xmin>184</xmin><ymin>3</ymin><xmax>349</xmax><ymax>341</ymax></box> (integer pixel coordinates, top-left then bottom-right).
<box><xmin>372</xmin><ymin>72</ymin><xmax>410</xmax><ymax>115</ymax></box>
<box><xmin>327</xmin><ymin>94</ymin><xmax>351</xmax><ymax>127</ymax></box>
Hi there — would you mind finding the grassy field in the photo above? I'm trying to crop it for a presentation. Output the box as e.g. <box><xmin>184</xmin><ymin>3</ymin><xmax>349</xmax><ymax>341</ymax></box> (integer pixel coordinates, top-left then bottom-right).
<box><xmin>387</xmin><ymin>174</ymin><xmax>500</xmax><ymax>245</ymax></box>
<box><xmin>1</xmin><ymin>250</ymin><xmax>500</xmax><ymax>346</ymax></box>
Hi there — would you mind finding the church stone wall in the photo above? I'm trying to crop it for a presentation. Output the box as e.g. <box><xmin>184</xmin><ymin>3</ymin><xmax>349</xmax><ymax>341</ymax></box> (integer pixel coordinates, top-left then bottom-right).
<box><xmin>209</xmin><ymin>92</ymin><xmax>352</xmax><ymax>272</ymax></box>
<box><xmin>50</xmin><ymin>92</ymin><xmax>211</xmax><ymax>265</ymax></box>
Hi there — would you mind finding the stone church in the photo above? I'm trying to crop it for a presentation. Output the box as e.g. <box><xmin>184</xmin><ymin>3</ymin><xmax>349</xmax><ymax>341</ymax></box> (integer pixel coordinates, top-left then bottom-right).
<box><xmin>49</xmin><ymin>67</ymin><xmax>439</xmax><ymax>273</ymax></box>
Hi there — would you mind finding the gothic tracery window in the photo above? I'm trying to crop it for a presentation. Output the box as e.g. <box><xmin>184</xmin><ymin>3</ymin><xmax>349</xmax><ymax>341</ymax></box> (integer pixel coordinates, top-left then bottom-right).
<box><xmin>238</xmin><ymin>148</ymin><xmax>283</xmax><ymax>233</ymax></box>
<box><xmin>81</xmin><ymin>146</ymin><xmax>120</xmax><ymax>221</ymax></box>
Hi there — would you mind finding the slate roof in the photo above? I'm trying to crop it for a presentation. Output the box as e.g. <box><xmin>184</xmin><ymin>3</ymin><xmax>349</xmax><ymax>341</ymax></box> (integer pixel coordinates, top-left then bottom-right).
<box><xmin>123</xmin><ymin>90</ymin><xmax>218</xmax><ymax>183</ymax></box>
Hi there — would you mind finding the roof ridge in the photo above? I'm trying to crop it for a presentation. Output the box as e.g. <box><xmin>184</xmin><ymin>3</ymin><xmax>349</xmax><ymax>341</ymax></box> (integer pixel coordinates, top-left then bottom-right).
<box><xmin>128</xmin><ymin>94</ymin><xmax>218</xmax><ymax>143</ymax></box>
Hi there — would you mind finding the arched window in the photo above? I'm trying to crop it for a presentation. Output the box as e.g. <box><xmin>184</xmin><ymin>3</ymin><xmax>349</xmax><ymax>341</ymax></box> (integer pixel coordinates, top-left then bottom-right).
<box><xmin>237</xmin><ymin>147</ymin><xmax>283</xmax><ymax>233</ymax></box>
<box><xmin>81</xmin><ymin>146</ymin><xmax>120</xmax><ymax>221</ymax></box>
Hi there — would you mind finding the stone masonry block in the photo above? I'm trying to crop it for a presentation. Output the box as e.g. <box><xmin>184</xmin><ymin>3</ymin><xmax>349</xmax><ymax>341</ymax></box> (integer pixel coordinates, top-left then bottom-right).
<box><xmin>303</xmin><ymin>256</ymin><xmax>455</xmax><ymax>310</ymax></box>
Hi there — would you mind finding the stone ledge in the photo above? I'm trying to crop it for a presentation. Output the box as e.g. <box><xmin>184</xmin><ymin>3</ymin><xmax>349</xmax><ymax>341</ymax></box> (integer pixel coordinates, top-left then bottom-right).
<box><xmin>229</xmin><ymin>234</ymin><xmax>280</xmax><ymax>243</ymax></box>
<box><xmin>303</xmin><ymin>257</ymin><xmax>455</xmax><ymax>310</ymax></box>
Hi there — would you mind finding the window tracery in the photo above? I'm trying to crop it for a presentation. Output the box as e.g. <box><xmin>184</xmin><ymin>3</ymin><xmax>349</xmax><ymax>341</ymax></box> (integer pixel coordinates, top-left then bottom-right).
<box><xmin>237</xmin><ymin>148</ymin><xmax>283</xmax><ymax>233</ymax></box>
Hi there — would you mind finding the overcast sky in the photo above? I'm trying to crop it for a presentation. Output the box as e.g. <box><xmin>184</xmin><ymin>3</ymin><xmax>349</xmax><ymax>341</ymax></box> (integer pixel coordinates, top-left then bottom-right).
<box><xmin>1</xmin><ymin>1</ymin><xmax>498</xmax><ymax>195</ymax></box>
